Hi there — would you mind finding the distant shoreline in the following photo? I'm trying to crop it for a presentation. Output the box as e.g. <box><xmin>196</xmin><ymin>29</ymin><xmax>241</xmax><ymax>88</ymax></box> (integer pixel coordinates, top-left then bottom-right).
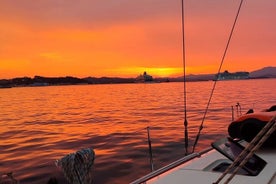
<box><xmin>0</xmin><ymin>66</ymin><xmax>275</xmax><ymax>88</ymax></box>
<box><xmin>0</xmin><ymin>76</ymin><xmax>275</xmax><ymax>89</ymax></box>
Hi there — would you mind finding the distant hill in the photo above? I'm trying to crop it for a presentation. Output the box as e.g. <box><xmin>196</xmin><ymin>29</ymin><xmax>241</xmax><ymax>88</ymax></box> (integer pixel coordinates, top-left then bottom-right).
<box><xmin>170</xmin><ymin>74</ymin><xmax>215</xmax><ymax>82</ymax></box>
<box><xmin>249</xmin><ymin>66</ymin><xmax>276</xmax><ymax>78</ymax></box>
<box><xmin>83</xmin><ymin>77</ymin><xmax>135</xmax><ymax>84</ymax></box>
<box><xmin>171</xmin><ymin>67</ymin><xmax>276</xmax><ymax>82</ymax></box>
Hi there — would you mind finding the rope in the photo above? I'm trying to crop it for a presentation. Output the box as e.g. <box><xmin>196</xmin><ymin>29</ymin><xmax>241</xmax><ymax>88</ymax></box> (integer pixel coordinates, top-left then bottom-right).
<box><xmin>181</xmin><ymin>0</ymin><xmax>189</xmax><ymax>155</ymax></box>
<box><xmin>56</xmin><ymin>148</ymin><xmax>95</xmax><ymax>184</ymax></box>
<box><xmin>213</xmin><ymin>115</ymin><xmax>276</xmax><ymax>184</ymax></box>
<box><xmin>192</xmin><ymin>0</ymin><xmax>244</xmax><ymax>153</ymax></box>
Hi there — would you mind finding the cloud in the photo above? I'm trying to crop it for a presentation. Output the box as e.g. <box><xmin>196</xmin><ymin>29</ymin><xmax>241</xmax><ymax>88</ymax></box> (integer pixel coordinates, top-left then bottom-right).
<box><xmin>0</xmin><ymin>0</ymin><xmax>275</xmax><ymax>78</ymax></box>
<box><xmin>0</xmin><ymin>0</ymin><xmax>179</xmax><ymax>30</ymax></box>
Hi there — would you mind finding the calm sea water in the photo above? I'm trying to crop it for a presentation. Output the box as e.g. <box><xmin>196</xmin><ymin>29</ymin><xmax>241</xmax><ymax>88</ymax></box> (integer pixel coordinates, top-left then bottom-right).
<box><xmin>0</xmin><ymin>79</ymin><xmax>275</xmax><ymax>184</ymax></box>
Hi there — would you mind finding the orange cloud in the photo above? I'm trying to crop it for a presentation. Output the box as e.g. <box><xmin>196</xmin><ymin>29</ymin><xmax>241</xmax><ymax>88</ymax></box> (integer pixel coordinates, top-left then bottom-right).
<box><xmin>0</xmin><ymin>0</ymin><xmax>275</xmax><ymax>79</ymax></box>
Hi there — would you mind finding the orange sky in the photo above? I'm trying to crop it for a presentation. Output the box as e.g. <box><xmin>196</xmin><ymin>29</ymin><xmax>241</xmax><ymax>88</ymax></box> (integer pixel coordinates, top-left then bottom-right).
<box><xmin>0</xmin><ymin>0</ymin><xmax>275</xmax><ymax>79</ymax></box>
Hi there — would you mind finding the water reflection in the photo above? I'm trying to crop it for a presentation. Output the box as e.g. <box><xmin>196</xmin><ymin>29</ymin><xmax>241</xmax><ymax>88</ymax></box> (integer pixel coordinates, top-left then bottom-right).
<box><xmin>0</xmin><ymin>79</ymin><xmax>275</xmax><ymax>183</ymax></box>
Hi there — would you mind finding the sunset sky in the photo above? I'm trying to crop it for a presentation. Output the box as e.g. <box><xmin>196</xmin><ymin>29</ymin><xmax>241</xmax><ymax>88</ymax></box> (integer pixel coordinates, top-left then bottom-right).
<box><xmin>0</xmin><ymin>0</ymin><xmax>275</xmax><ymax>79</ymax></box>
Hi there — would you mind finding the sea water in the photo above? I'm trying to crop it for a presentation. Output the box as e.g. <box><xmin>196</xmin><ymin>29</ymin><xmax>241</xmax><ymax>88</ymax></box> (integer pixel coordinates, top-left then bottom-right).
<box><xmin>0</xmin><ymin>79</ymin><xmax>275</xmax><ymax>183</ymax></box>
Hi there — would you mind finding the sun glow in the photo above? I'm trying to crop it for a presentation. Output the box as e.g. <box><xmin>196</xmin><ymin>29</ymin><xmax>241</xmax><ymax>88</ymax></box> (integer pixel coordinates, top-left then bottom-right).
<box><xmin>0</xmin><ymin>1</ymin><xmax>275</xmax><ymax>79</ymax></box>
<box><xmin>144</xmin><ymin>67</ymin><xmax>183</xmax><ymax>77</ymax></box>
<box><xmin>105</xmin><ymin>67</ymin><xmax>186</xmax><ymax>78</ymax></box>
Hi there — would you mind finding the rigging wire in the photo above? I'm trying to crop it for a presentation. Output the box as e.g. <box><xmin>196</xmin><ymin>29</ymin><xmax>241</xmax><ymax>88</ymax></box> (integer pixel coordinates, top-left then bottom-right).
<box><xmin>181</xmin><ymin>0</ymin><xmax>189</xmax><ymax>155</ymax></box>
<box><xmin>213</xmin><ymin>115</ymin><xmax>276</xmax><ymax>184</ymax></box>
<box><xmin>192</xmin><ymin>0</ymin><xmax>245</xmax><ymax>153</ymax></box>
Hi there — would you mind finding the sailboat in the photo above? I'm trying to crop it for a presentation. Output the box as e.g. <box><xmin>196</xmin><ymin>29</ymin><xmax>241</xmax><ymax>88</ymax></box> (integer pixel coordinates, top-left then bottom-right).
<box><xmin>130</xmin><ymin>109</ymin><xmax>276</xmax><ymax>184</ymax></box>
<box><xmin>130</xmin><ymin>0</ymin><xmax>276</xmax><ymax>183</ymax></box>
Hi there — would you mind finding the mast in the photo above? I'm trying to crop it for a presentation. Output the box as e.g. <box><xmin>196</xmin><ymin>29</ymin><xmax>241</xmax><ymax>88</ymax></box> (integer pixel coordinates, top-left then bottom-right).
<box><xmin>181</xmin><ymin>0</ymin><xmax>189</xmax><ymax>155</ymax></box>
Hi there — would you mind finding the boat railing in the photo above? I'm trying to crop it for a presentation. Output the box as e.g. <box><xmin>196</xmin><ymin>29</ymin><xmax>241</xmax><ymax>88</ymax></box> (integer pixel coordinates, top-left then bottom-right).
<box><xmin>82</xmin><ymin>124</ymin><xmax>223</xmax><ymax>184</ymax></box>
<box><xmin>130</xmin><ymin>147</ymin><xmax>212</xmax><ymax>184</ymax></box>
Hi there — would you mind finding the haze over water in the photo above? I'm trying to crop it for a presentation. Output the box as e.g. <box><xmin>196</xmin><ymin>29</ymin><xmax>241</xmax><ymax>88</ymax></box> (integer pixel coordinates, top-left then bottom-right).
<box><xmin>0</xmin><ymin>79</ymin><xmax>275</xmax><ymax>183</ymax></box>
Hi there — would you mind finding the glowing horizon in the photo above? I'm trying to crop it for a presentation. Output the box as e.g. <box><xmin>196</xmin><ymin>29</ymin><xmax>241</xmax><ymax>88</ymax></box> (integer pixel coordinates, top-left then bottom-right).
<box><xmin>0</xmin><ymin>0</ymin><xmax>275</xmax><ymax>79</ymax></box>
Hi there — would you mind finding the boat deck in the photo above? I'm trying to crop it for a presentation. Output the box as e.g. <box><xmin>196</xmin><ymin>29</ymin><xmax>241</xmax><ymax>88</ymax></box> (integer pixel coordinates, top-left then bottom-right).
<box><xmin>131</xmin><ymin>147</ymin><xmax>276</xmax><ymax>184</ymax></box>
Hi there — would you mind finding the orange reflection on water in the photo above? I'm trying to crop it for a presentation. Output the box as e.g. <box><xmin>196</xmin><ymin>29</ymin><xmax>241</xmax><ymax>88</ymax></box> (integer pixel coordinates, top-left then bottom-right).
<box><xmin>0</xmin><ymin>79</ymin><xmax>275</xmax><ymax>183</ymax></box>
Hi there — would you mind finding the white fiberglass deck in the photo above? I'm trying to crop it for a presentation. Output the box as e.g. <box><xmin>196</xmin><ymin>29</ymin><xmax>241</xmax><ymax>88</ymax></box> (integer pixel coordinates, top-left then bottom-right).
<box><xmin>132</xmin><ymin>148</ymin><xmax>276</xmax><ymax>184</ymax></box>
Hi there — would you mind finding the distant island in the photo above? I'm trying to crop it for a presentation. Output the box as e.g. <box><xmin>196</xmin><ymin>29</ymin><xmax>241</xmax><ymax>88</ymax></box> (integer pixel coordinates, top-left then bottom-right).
<box><xmin>0</xmin><ymin>66</ymin><xmax>275</xmax><ymax>88</ymax></box>
<box><xmin>172</xmin><ymin>66</ymin><xmax>276</xmax><ymax>82</ymax></box>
